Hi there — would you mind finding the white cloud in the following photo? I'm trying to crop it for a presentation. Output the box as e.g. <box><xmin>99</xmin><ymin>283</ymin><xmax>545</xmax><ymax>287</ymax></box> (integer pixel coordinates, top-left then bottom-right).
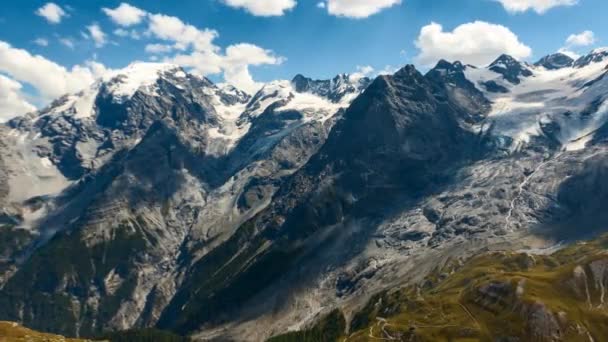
<box><xmin>144</xmin><ymin>43</ymin><xmax>174</xmax><ymax>54</ymax></box>
<box><xmin>222</xmin><ymin>0</ymin><xmax>297</xmax><ymax>16</ymax></box>
<box><xmin>87</xmin><ymin>24</ymin><xmax>107</xmax><ymax>48</ymax></box>
<box><xmin>556</xmin><ymin>30</ymin><xmax>595</xmax><ymax>60</ymax></box>
<box><xmin>142</xmin><ymin>13</ymin><xmax>283</xmax><ymax>92</ymax></box>
<box><xmin>147</xmin><ymin>14</ymin><xmax>218</xmax><ymax>52</ymax></box>
<box><xmin>33</xmin><ymin>38</ymin><xmax>49</xmax><ymax>47</ymax></box>
<box><xmin>59</xmin><ymin>37</ymin><xmax>75</xmax><ymax>49</ymax></box>
<box><xmin>414</xmin><ymin>21</ymin><xmax>532</xmax><ymax>67</ymax></box>
<box><xmin>566</xmin><ymin>30</ymin><xmax>595</xmax><ymax>47</ymax></box>
<box><xmin>377</xmin><ymin>65</ymin><xmax>399</xmax><ymax>75</ymax></box>
<box><xmin>321</xmin><ymin>0</ymin><xmax>401</xmax><ymax>18</ymax></box>
<box><xmin>35</xmin><ymin>3</ymin><xmax>68</xmax><ymax>24</ymax></box>
<box><xmin>495</xmin><ymin>0</ymin><xmax>577</xmax><ymax>14</ymax></box>
<box><xmin>349</xmin><ymin>65</ymin><xmax>375</xmax><ymax>81</ymax></box>
<box><xmin>317</xmin><ymin>2</ymin><xmax>326</xmax><ymax>9</ymax></box>
<box><xmin>167</xmin><ymin>51</ymin><xmax>224</xmax><ymax>75</ymax></box>
<box><xmin>114</xmin><ymin>28</ymin><xmax>141</xmax><ymax>39</ymax></box>
<box><xmin>102</xmin><ymin>3</ymin><xmax>148</xmax><ymax>27</ymax></box>
<box><xmin>557</xmin><ymin>48</ymin><xmax>580</xmax><ymax>59</ymax></box>
<box><xmin>0</xmin><ymin>75</ymin><xmax>36</xmax><ymax>122</ymax></box>
<box><xmin>0</xmin><ymin>41</ymin><xmax>106</xmax><ymax>101</ymax></box>
<box><xmin>221</xmin><ymin>43</ymin><xmax>285</xmax><ymax>92</ymax></box>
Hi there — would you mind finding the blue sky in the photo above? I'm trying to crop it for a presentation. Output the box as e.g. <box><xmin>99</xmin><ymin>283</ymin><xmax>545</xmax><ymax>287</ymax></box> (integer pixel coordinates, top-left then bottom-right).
<box><xmin>0</xmin><ymin>0</ymin><xmax>606</xmax><ymax>119</ymax></box>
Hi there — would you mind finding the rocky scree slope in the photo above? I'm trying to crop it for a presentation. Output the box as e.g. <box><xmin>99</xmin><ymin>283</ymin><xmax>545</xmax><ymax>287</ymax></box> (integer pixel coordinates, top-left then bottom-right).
<box><xmin>185</xmin><ymin>50</ymin><xmax>608</xmax><ymax>341</ymax></box>
<box><xmin>0</xmin><ymin>62</ymin><xmax>369</xmax><ymax>337</ymax></box>
<box><xmin>275</xmin><ymin>233</ymin><xmax>608</xmax><ymax>342</ymax></box>
<box><xmin>2</xmin><ymin>48</ymin><xmax>608</xmax><ymax>341</ymax></box>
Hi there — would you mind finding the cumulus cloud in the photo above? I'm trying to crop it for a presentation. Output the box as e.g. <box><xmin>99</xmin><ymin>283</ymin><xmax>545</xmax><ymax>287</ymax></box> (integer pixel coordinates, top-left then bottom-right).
<box><xmin>144</xmin><ymin>43</ymin><xmax>174</xmax><ymax>54</ymax></box>
<box><xmin>0</xmin><ymin>41</ymin><xmax>106</xmax><ymax>100</ymax></box>
<box><xmin>222</xmin><ymin>0</ymin><xmax>297</xmax><ymax>16</ymax></box>
<box><xmin>557</xmin><ymin>48</ymin><xmax>580</xmax><ymax>59</ymax></box>
<box><xmin>102</xmin><ymin>3</ymin><xmax>148</xmax><ymax>26</ymax></box>
<box><xmin>495</xmin><ymin>0</ymin><xmax>577</xmax><ymax>14</ymax></box>
<box><xmin>0</xmin><ymin>75</ymin><xmax>36</xmax><ymax>122</ymax></box>
<box><xmin>320</xmin><ymin>0</ymin><xmax>401</xmax><ymax>18</ymax></box>
<box><xmin>33</xmin><ymin>38</ymin><xmax>49</xmax><ymax>47</ymax></box>
<box><xmin>86</xmin><ymin>24</ymin><xmax>107</xmax><ymax>47</ymax></box>
<box><xmin>114</xmin><ymin>28</ymin><xmax>141</xmax><ymax>40</ymax></box>
<box><xmin>59</xmin><ymin>37</ymin><xmax>75</xmax><ymax>49</ymax></box>
<box><xmin>140</xmin><ymin>11</ymin><xmax>283</xmax><ymax>92</ymax></box>
<box><xmin>565</xmin><ymin>30</ymin><xmax>595</xmax><ymax>47</ymax></box>
<box><xmin>36</xmin><ymin>2</ymin><xmax>68</xmax><ymax>24</ymax></box>
<box><xmin>221</xmin><ymin>44</ymin><xmax>285</xmax><ymax>92</ymax></box>
<box><xmin>414</xmin><ymin>21</ymin><xmax>532</xmax><ymax>67</ymax></box>
<box><xmin>147</xmin><ymin>14</ymin><xmax>219</xmax><ymax>52</ymax></box>
<box><xmin>557</xmin><ymin>30</ymin><xmax>595</xmax><ymax>59</ymax></box>
<box><xmin>349</xmin><ymin>65</ymin><xmax>375</xmax><ymax>81</ymax></box>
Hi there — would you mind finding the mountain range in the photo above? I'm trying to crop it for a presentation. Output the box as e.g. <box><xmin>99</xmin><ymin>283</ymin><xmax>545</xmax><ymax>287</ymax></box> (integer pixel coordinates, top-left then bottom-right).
<box><xmin>1</xmin><ymin>48</ymin><xmax>608</xmax><ymax>341</ymax></box>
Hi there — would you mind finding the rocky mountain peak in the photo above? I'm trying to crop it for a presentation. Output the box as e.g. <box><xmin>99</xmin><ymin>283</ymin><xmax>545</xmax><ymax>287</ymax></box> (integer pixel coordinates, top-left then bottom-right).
<box><xmin>216</xmin><ymin>84</ymin><xmax>251</xmax><ymax>106</ymax></box>
<box><xmin>425</xmin><ymin>60</ymin><xmax>491</xmax><ymax>123</ymax></box>
<box><xmin>432</xmin><ymin>59</ymin><xmax>466</xmax><ymax>73</ymax></box>
<box><xmin>4</xmin><ymin>47</ymin><xmax>608</xmax><ymax>342</ymax></box>
<box><xmin>101</xmin><ymin>62</ymin><xmax>184</xmax><ymax>101</ymax></box>
<box><xmin>574</xmin><ymin>47</ymin><xmax>608</xmax><ymax>68</ymax></box>
<box><xmin>490</xmin><ymin>54</ymin><xmax>520</xmax><ymax>67</ymax></box>
<box><xmin>534</xmin><ymin>53</ymin><xmax>574</xmax><ymax>70</ymax></box>
<box><xmin>287</xmin><ymin>73</ymin><xmax>370</xmax><ymax>103</ymax></box>
<box><xmin>489</xmin><ymin>54</ymin><xmax>533</xmax><ymax>84</ymax></box>
<box><xmin>393</xmin><ymin>64</ymin><xmax>424</xmax><ymax>80</ymax></box>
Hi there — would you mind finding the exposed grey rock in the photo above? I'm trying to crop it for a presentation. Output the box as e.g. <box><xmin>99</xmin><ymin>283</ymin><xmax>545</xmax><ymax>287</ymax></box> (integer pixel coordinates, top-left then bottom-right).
<box><xmin>489</xmin><ymin>54</ymin><xmax>534</xmax><ymax>84</ymax></box>
<box><xmin>574</xmin><ymin>48</ymin><xmax>608</xmax><ymax>68</ymax></box>
<box><xmin>2</xmin><ymin>51</ymin><xmax>608</xmax><ymax>342</ymax></box>
<box><xmin>0</xmin><ymin>63</ymin><xmax>368</xmax><ymax>337</ymax></box>
<box><xmin>534</xmin><ymin>53</ymin><xmax>574</xmax><ymax>70</ymax></box>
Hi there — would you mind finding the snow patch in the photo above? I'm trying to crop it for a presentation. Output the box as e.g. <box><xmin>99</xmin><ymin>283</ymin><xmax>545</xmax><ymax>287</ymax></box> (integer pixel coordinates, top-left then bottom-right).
<box><xmin>464</xmin><ymin>56</ymin><xmax>608</xmax><ymax>151</ymax></box>
<box><xmin>104</xmin><ymin>62</ymin><xmax>180</xmax><ymax>101</ymax></box>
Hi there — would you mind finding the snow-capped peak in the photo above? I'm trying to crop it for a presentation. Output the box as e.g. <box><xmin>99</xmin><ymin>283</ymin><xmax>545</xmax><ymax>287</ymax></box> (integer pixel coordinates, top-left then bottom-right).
<box><xmin>25</xmin><ymin>62</ymin><xmax>187</xmax><ymax>121</ymax></box>
<box><xmin>534</xmin><ymin>53</ymin><xmax>574</xmax><ymax>70</ymax></box>
<box><xmin>102</xmin><ymin>62</ymin><xmax>182</xmax><ymax>101</ymax></box>
<box><xmin>590</xmin><ymin>47</ymin><xmax>608</xmax><ymax>54</ymax></box>
<box><xmin>291</xmin><ymin>73</ymin><xmax>370</xmax><ymax>104</ymax></box>
<box><xmin>488</xmin><ymin>54</ymin><xmax>533</xmax><ymax>84</ymax></box>
<box><xmin>489</xmin><ymin>54</ymin><xmax>521</xmax><ymax>68</ymax></box>
<box><xmin>463</xmin><ymin>51</ymin><xmax>608</xmax><ymax>152</ymax></box>
<box><xmin>573</xmin><ymin>47</ymin><xmax>608</xmax><ymax>68</ymax></box>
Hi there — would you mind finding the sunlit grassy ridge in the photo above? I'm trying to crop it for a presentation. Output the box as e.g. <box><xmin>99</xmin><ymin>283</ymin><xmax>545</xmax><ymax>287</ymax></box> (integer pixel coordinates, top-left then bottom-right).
<box><xmin>270</xmin><ymin>234</ymin><xmax>608</xmax><ymax>341</ymax></box>
<box><xmin>0</xmin><ymin>321</ymin><xmax>93</xmax><ymax>341</ymax></box>
<box><xmin>0</xmin><ymin>322</ymin><xmax>188</xmax><ymax>342</ymax></box>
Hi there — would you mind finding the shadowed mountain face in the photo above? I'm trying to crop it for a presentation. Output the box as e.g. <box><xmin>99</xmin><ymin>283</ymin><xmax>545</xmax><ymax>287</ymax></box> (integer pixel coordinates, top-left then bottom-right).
<box><xmin>1</xmin><ymin>50</ymin><xmax>608</xmax><ymax>341</ymax></box>
<box><xmin>534</xmin><ymin>53</ymin><xmax>574</xmax><ymax>70</ymax></box>
<box><xmin>157</xmin><ymin>65</ymin><xmax>489</xmax><ymax>333</ymax></box>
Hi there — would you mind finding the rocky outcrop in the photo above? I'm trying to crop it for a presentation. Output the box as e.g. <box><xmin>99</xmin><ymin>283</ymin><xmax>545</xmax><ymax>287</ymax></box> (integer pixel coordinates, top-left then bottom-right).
<box><xmin>3</xmin><ymin>50</ymin><xmax>608</xmax><ymax>341</ymax></box>
<box><xmin>534</xmin><ymin>53</ymin><xmax>574</xmax><ymax>70</ymax></box>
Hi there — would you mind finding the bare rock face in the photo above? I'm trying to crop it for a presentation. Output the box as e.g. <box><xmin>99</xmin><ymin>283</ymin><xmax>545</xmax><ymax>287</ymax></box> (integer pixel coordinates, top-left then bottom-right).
<box><xmin>2</xmin><ymin>50</ymin><xmax>608</xmax><ymax>341</ymax></box>
<box><xmin>0</xmin><ymin>63</ymin><xmax>369</xmax><ymax>337</ymax></box>
<box><xmin>522</xmin><ymin>302</ymin><xmax>561</xmax><ymax>341</ymax></box>
<box><xmin>589</xmin><ymin>259</ymin><xmax>608</xmax><ymax>307</ymax></box>
<box><xmin>534</xmin><ymin>53</ymin><xmax>574</xmax><ymax>70</ymax></box>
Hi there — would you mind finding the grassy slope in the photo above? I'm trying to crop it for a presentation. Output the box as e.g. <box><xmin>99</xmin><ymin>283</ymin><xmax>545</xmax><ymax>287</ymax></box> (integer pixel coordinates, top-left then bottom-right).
<box><xmin>0</xmin><ymin>321</ymin><xmax>94</xmax><ymax>341</ymax></box>
<box><xmin>0</xmin><ymin>322</ymin><xmax>189</xmax><ymax>342</ymax></box>
<box><xmin>271</xmin><ymin>234</ymin><xmax>608</xmax><ymax>342</ymax></box>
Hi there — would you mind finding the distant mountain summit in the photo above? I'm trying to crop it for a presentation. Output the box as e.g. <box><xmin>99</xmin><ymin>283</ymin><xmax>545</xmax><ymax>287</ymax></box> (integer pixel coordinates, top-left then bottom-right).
<box><xmin>1</xmin><ymin>49</ymin><xmax>608</xmax><ymax>341</ymax></box>
<box><xmin>574</xmin><ymin>47</ymin><xmax>608</xmax><ymax>68</ymax></box>
<box><xmin>489</xmin><ymin>54</ymin><xmax>534</xmax><ymax>84</ymax></box>
<box><xmin>291</xmin><ymin>73</ymin><xmax>371</xmax><ymax>103</ymax></box>
<box><xmin>534</xmin><ymin>52</ymin><xmax>574</xmax><ymax>70</ymax></box>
